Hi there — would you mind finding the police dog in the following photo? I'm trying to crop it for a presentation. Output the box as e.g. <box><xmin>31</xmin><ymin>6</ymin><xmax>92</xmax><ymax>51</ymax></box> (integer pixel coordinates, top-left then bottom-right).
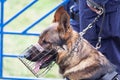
<box><xmin>25</xmin><ymin>7</ymin><xmax>116</xmax><ymax>80</ymax></box>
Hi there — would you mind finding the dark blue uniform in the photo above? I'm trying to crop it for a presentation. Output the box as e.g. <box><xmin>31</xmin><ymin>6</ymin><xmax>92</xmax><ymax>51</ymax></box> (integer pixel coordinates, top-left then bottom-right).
<box><xmin>64</xmin><ymin>0</ymin><xmax>120</xmax><ymax>74</ymax></box>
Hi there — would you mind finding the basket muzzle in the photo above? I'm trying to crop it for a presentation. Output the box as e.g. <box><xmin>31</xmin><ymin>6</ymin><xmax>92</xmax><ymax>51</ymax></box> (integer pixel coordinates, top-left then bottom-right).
<box><xmin>18</xmin><ymin>43</ymin><xmax>57</xmax><ymax>77</ymax></box>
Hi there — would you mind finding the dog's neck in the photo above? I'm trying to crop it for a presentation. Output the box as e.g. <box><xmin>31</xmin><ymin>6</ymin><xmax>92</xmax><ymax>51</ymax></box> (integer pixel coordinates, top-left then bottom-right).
<box><xmin>56</xmin><ymin>32</ymin><xmax>84</xmax><ymax>74</ymax></box>
<box><xmin>56</xmin><ymin>31</ymin><xmax>115</xmax><ymax>80</ymax></box>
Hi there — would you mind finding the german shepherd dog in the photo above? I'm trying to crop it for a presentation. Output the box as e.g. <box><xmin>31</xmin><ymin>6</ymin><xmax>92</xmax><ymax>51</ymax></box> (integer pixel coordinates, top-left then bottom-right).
<box><xmin>24</xmin><ymin>7</ymin><xmax>117</xmax><ymax>80</ymax></box>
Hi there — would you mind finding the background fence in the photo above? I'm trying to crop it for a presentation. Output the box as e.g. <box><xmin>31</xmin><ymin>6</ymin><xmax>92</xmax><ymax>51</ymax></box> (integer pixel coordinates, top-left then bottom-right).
<box><xmin>0</xmin><ymin>0</ymin><xmax>69</xmax><ymax>79</ymax></box>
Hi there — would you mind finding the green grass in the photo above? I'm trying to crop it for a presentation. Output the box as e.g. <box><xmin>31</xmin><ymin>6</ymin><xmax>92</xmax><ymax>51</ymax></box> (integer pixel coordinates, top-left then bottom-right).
<box><xmin>3</xmin><ymin>0</ymin><xmax>63</xmax><ymax>79</ymax></box>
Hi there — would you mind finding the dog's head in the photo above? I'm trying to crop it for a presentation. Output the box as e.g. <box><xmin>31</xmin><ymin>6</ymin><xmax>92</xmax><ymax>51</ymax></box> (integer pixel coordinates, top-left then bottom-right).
<box><xmin>23</xmin><ymin>6</ymin><xmax>73</xmax><ymax>72</ymax></box>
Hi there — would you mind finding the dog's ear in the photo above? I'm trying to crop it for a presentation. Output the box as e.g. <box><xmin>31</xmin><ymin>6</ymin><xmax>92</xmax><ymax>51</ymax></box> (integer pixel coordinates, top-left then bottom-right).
<box><xmin>53</xmin><ymin>6</ymin><xmax>70</xmax><ymax>32</ymax></box>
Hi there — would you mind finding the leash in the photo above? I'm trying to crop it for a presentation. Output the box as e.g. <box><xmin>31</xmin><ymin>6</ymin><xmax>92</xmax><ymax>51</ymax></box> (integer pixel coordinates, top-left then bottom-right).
<box><xmin>80</xmin><ymin>0</ymin><xmax>105</xmax><ymax>49</ymax></box>
<box><xmin>79</xmin><ymin>13</ymin><xmax>104</xmax><ymax>49</ymax></box>
<box><xmin>80</xmin><ymin>13</ymin><xmax>103</xmax><ymax>36</ymax></box>
<box><xmin>95</xmin><ymin>7</ymin><xmax>105</xmax><ymax>49</ymax></box>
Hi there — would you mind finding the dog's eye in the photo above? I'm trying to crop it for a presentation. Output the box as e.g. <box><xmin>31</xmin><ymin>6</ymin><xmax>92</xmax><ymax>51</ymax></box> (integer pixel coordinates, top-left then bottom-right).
<box><xmin>43</xmin><ymin>40</ymin><xmax>47</xmax><ymax>44</ymax></box>
<box><xmin>43</xmin><ymin>40</ymin><xmax>50</xmax><ymax>44</ymax></box>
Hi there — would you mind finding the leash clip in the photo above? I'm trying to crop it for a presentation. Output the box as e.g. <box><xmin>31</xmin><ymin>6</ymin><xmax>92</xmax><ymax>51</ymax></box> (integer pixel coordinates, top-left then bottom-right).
<box><xmin>96</xmin><ymin>37</ymin><xmax>102</xmax><ymax>49</ymax></box>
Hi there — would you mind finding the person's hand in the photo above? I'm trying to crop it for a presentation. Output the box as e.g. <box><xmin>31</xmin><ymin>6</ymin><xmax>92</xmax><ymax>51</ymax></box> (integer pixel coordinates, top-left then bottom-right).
<box><xmin>86</xmin><ymin>0</ymin><xmax>104</xmax><ymax>15</ymax></box>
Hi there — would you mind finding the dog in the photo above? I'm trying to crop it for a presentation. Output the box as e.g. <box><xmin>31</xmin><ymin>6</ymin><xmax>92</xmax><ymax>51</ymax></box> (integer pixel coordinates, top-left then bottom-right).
<box><xmin>24</xmin><ymin>7</ymin><xmax>120</xmax><ymax>80</ymax></box>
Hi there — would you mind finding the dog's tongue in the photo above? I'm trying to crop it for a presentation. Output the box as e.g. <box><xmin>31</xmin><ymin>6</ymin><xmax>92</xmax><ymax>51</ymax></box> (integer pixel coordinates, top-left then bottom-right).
<box><xmin>33</xmin><ymin>55</ymin><xmax>52</xmax><ymax>73</ymax></box>
<box><xmin>34</xmin><ymin>60</ymin><xmax>43</xmax><ymax>73</ymax></box>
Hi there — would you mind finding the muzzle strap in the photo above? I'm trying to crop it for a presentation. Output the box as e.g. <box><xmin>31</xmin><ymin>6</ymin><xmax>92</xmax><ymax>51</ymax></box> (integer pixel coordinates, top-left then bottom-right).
<box><xmin>34</xmin><ymin>43</ymin><xmax>44</xmax><ymax>52</ymax></box>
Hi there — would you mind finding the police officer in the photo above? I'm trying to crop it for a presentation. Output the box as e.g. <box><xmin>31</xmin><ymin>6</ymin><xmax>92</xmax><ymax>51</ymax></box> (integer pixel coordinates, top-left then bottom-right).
<box><xmin>64</xmin><ymin>0</ymin><xmax>120</xmax><ymax>74</ymax></box>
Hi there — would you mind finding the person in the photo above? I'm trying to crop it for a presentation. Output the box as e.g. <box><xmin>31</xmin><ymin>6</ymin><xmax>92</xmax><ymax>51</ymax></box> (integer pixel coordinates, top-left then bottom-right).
<box><xmin>64</xmin><ymin>0</ymin><xmax>120</xmax><ymax>74</ymax></box>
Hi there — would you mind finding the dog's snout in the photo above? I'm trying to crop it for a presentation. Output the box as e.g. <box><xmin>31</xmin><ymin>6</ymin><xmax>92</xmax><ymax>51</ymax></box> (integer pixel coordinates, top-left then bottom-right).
<box><xmin>23</xmin><ymin>52</ymin><xmax>40</xmax><ymax>62</ymax></box>
<box><xmin>22</xmin><ymin>45</ymin><xmax>42</xmax><ymax>61</ymax></box>
<box><xmin>23</xmin><ymin>51</ymin><xmax>35</xmax><ymax>61</ymax></box>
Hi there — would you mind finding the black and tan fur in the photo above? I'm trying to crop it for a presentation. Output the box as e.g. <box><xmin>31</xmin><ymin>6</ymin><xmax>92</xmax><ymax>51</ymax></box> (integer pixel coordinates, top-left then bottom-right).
<box><xmin>29</xmin><ymin>7</ymin><xmax>116</xmax><ymax>80</ymax></box>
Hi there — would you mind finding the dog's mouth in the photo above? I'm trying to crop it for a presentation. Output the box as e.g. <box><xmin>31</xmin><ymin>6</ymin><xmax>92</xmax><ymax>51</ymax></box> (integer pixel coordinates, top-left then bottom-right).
<box><xmin>33</xmin><ymin>52</ymin><xmax>56</xmax><ymax>73</ymax></box>
<box><xmin>19</xmin><ymin>43</ymin><xmax>57</xmax><ymax>77</ymax></box>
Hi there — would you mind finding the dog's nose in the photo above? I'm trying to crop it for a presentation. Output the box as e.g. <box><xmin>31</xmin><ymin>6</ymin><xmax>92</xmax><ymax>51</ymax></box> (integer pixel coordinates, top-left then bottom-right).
<box><xmin>22</xmin><ymin>46</ymin><xmax>43</xmax><ymax>61</ymax></box>
<box><xmin>23</xmin><ymin>51</ymin><xmax>33</xmax><ymax>60</ymax></box>
<box><xmin>23</xmin><ymin>52</ymin><xmax>38</xmax><ymax>62</ymax></box>
<box><xmin>23</xmin><ymin>52</ymin><xmax>30</xmax><ymax>58</ymax></box>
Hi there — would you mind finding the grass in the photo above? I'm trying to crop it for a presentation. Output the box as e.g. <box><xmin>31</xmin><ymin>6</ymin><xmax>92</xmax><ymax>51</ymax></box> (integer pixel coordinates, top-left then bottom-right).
<box><xmin>3</xmin><ymin>0</ymin><xmax>63</xmax><ymax>79</ymax></box>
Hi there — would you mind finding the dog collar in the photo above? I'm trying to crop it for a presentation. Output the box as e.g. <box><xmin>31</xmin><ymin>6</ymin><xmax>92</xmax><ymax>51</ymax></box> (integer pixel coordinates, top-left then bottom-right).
<box><xmin>100</xmin><ymin>71</ymin><xmax>119</xmax><ymax>80</ymax></box>
<box><xmin>66</xmin><ymin>71</ymin><xmax>119</xmax><ymax>80</ymax></box>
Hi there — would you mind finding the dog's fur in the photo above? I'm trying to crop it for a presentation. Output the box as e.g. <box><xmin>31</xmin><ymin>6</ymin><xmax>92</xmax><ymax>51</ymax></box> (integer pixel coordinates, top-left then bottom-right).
<box><xmin>38</xmin><ymin>7</ymin><xmax>115</xmax><ymax>80</ymax></box>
